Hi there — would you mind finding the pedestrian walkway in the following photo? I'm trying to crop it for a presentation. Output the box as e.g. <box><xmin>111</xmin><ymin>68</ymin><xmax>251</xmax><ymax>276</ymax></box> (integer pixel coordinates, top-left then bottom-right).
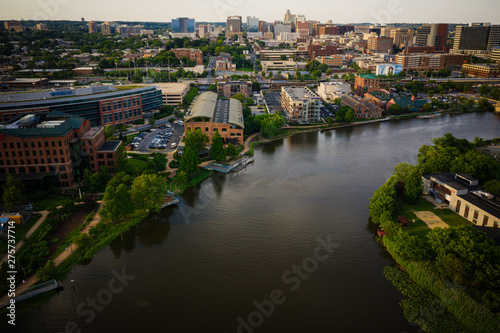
<box><xmin>0</xmin><ymin>201</ymin><xmax>105</xmax><ymax>305</ymax></box>
<box><xmin>0</xmin><ymin>210</ymin><xmax>49</xmax><ymax>265</ymax></box>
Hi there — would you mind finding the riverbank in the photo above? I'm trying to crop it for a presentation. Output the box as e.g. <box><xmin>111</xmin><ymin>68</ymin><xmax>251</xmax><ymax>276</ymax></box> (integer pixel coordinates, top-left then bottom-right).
<box><xmin>369</xmin><ymin>133</ymin><xmax>500</xmax><ymax>332</ymax></box>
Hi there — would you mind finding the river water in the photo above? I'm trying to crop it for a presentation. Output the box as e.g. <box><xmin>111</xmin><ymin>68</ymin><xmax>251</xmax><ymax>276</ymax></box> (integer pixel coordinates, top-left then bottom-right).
<box><xmin>14</xmin><ymin>112</ymin><xmax>500</xmax><ymax>333</ymax></box>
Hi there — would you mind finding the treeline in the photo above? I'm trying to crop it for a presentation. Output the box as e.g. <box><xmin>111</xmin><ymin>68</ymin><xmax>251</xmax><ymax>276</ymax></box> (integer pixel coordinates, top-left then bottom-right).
<box><xmin>368</xmin><ymin>134</ymin><xmax>500</xmax><ymax>332</ymax></box>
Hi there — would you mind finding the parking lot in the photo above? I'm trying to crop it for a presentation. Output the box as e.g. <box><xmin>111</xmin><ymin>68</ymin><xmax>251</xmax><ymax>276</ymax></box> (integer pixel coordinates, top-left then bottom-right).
<box><xmin>265</xmin><ymin>91</ymin><xmax>287</xmax><ymax>120</ymax></box>
<box><xmin>132</xmin><ymin>122</ymin><xmax>184</xmax><ymax>153</ymax></box>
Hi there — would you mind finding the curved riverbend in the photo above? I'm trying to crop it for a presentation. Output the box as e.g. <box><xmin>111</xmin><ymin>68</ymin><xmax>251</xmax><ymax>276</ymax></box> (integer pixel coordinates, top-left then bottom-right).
<box><xmin>13</xmin><ymin>112</ymin><xmax>500</xmax><ymax>333</ymax></box>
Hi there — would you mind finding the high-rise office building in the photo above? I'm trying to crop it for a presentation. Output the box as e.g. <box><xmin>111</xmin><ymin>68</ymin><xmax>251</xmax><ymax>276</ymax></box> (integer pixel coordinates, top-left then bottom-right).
<box><xmin>415</xmin><ymin>24</ymin><xmax>448</xmax><ymax>50</ymax></box>
<box><xmin>4</xmin><ymin>20</ymin><xmax>24</xmax><ymax>33</ymax></box>
<box><xmin>101</xmin><ymin>22</ymin><xmax>113</xmax><ymax>35</ymax></box>
<box><xmin>258</xmin><ymin>20</ymin><xmax>268</xmax><ymax>33</ymax></box>
<box><xmin>487</xmin><ymin>26</ymin><xmax>500</xmax><ymax>51</ymax></box>
<box><xmin>453</xmin><ymin>24</ymin><xmax>490</xmax><ymax>51</ymax></box>
<box><xmin>247</xmin><ymin>16</ymin><xmax>259</xmax><ymax>32</ymax></box>
<box><xmin>172</xmin><ymin>18</ymin><xmax>195</xmax><ymax>33</ymax></box>
<box><xmin>283</xmin><ymin>10</ymin><xmax>296</xmax><ymax>25</ymax></box>
<box><xmin>88</xmin><ymin>21</ymin><xmax>98</xmax><ymax>33</ymax></box>
<box><xmin>390</xmin><ymin>28</ymin><xmax>414</xmax><ymax>47</ymax></box>
<box><xmin>226</xmin><ymin>16</ymin><xmax>242</xmax><ymax>38</ymax></box>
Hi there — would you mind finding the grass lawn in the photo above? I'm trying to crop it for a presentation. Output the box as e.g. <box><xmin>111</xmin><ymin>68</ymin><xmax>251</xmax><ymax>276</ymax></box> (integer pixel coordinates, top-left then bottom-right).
<box><xmin>400</xmin><ymin>197</ymin><xmax>473</xmax><ymax>238</ymax></box>
<box><xmin>34</xmin><ymin>196</ymin><xmax>78</xmax><ymax>211</ymax></box>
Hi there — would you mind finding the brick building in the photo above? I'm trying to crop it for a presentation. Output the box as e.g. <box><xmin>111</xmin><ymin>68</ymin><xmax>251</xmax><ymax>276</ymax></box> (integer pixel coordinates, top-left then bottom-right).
<box><xmin>367</xmin><ymin>36</ymin><xmax>394</xmax><ymax>53</ymax></box>
<box><xmin>172</xmin><ymin>48</ymin><xmax>203</xmax><ymax>66</ymax></box>
<box><xmin>184</xmin><ymin>92</ymin><xmax>244</xmax><ymax>145</ymax></box>
<box><xmin>0</xmin><ymin>113</ymin><xmax>121</xmax><ymax>189</ymax></box>
<box><xmin>462</xmin><ymin>63</ymin><xmax>500</xmax><ymax>78</ymax></box>
<box><xmin>354</xmin><ymin>74</ymin><xmax>380</xmax><ymax>96</ymax></box>
<box><xmin>341</xmin><ymin>95</ymin><xmax>382</xmax><ymax>119</ymax></box>
<box><xmin>308</xmin><ymin>44</ymin><xmax>339</xmax><ymax>60</ymax></box>
<box><xmin>217</xmin><ymin>81</ymin><xmax>252</xmax><ymax>99</ymax></box>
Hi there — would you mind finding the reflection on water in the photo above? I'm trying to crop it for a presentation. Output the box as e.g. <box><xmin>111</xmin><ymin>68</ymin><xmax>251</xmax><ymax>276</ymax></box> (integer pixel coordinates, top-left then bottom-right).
<box><xmin>13</xmin><ymin>113</ymin><xmax>500</xmax><ymax>333</ymax></box>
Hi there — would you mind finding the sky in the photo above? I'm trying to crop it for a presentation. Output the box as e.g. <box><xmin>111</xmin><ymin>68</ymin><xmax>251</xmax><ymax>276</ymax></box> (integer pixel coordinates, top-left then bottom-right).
<box><xmin>2</xmin><ymin>0</ymin><xmax>500</xmax><ymax>24</ymax></box>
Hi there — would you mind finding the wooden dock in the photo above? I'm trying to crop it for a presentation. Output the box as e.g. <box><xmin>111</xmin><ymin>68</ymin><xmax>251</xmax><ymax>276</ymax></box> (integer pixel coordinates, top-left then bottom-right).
<box><xmin>0</xmin><ymin>279</ymin><xmax>63</xmax><ymax>308</ymax></box>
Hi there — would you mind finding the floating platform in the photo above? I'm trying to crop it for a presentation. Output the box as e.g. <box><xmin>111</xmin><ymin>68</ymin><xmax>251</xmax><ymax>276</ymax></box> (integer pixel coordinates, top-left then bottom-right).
<box><xmin>0</xmin><ymin>279</ymin><xmax>63</xmax><ymax>308</ymax></box>
<box><xmin>203</xmin><ymin>156</ymin><xmax>254</xmax><ymax>174</ymax></box>
<box><xmin>161</xmin><ymin>191</ymin><xmax>179</xmax><ymax>208</ymax></box>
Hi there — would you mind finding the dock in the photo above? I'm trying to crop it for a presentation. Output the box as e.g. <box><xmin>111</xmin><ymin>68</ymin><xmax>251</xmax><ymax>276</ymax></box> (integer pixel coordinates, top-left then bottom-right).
<box><xmin>0</xmin><ymin>279</ymin><xmax>63</xmax><ymax>308</ymax></box>
<box><xmin>161</xmin><ymin>191</ymin><xmax>180</xmax><ymax>208</ymax></box>
<box><xmin>203</xmin><ymin>156</ymin><xmax>254</xmax><ymax>174</ymax></box>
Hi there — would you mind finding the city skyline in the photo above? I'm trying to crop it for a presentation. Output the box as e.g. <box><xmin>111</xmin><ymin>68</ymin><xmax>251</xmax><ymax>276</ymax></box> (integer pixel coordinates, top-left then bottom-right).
<box><xmin>2</xmin><ymin>0</ymin><xmax>500</xmax><ymax>24</ymax></box>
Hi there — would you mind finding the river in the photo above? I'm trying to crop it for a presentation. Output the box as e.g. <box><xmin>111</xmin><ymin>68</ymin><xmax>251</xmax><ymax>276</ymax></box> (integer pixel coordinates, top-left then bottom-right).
<box><xmin>13</xmin><ymin>112</ymin><xmax>500</xmax><ymax>333</ymax></box>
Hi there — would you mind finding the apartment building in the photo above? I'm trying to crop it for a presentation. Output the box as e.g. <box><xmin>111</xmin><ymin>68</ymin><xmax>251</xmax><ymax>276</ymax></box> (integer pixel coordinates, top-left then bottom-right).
<box><xmin>281</xmin><ymin>86</ymin><xmax>322</xmax><ymax>123</ymax></box>
<box><xmin>462</xmin><ymin>63</ymin><xmax>500</xmax><ymax>78</ymax></box>
<box><xmin>395</xmin><ymin>53</ymin><xmax>471</xmax><ymax>71</ymax></box>
<box><xmin>367</xmin><ymin>36</ymin><xmax>394</xmax><ymax>53</ymax></box>
<box><xmin>217</xmin><ymin>81</ymin><xmax>252</xmax><ymax>99</ymax></box>
<box><xmin>390</xmin><ymin>28</ymin><xmax>414</xmax><ymax>47</ymax></box>
<box><xmin>172</xmin><ymin>48</ymin><xmax>203</xmax><ymax>66</ymax></box>
<box><xmin>317</xmin><ymin>81</ymin><xmax>351</xmax><ymax>102</ymax></box>
<box><xmin>226</xmin><ymin>16</ymin><xmax>243</xmax><ymax>38</ymax></box>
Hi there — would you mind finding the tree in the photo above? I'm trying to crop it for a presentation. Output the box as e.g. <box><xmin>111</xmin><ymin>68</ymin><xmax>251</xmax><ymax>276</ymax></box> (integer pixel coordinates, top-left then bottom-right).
<box><xmin>333</xmin><ymin>98</ymin><xmax>341</xmax><ymax>106</ymax></box>
<box><xmin>2</xmin><ymin>175</ymin><xmax>24</xmax><ymax>211</ymax></box>
<box><xmin>101</xmin><ymin>184</ymin><xmax>134</xmax><ymax>222</ymax></box>
<box><xmin>107</xmin><ymin>172</ymin><xmax>134</xmax><ymax>189</ymax></box>
<box><xmin>183</xmin><ymin>128</ymin><xmax>209</xmax><ymax>151</ymax></box>
<box><xmin>466</xmin><ymin>97</ymin><xmax>476</xmax><ymax>107</ymax></box>
<box><xmin>423</xmin><ymin>103</ymin><xmax>433</xmax><ymax>111</ymax></box>
<box><xmin>82</xmin><ymin>167</ymin><xmax>110</xmax><ymax>193</ymax></box>
<box><xmin>232</xmin><ymin>93</ymin><xmax>246</xmax><ymax>103</ymax></box>
<box><xmin>210</xmin><ymin>130</ymin><xmax>226</xmax><ymax>161</ymax></box>
<box><xmin>148</xmin><ymin>118</ymin><xmax>156</xmax><ymax>126</ymax></box>
<box><xmin>345</xmin><ymin>109</ymin><xmax>355</xmax><ymax>123</ymax></box>
<box><xmin>152</xmin><ymin>153</ymin><xmax>167</xmax><ymax>172</ymax></box>
<box><xmin>483</xmin><ymin>180</ymin><xmax>500</xmax><ymax>197</ymax></box>
<box><xmin>36</xmin><ymin>260</ymin><xmax>57</xmax><ymax>282</ymax></box>
<box><xmin>130</xmin><ymin>174</ymin><xmax>168</xmax><ymax>213</ymax></box>
<box><xmin>115</xmin><ymin>145</ymin><xmax>127</xmax><ymax>173</ymax></box>
<box><xmin>388</xmin><ymin>104</ymin><xmax>403</xmax><ymax>115</ymax></box>
<box><xmin>178</xmin><ymin>146</ymin><xmax>200</xmax><ymax>177</ymax></box>
<box><xmin>325</xmin><ymin>117</ymin><xmax>334</xmax><ymax>125</ymax></box>
<box><xmin>368</xmin><ymin>186</ymin><xmax>395</xmax><ymax>224</ymax></box>
<box><xmin>404</xmin><ymin>167</ymin><xmax>423</xmax><ymax>202</ymax></box>
<box><xmin>104</xmin><ymin>125</ymin><xmax>115</xmax><ymax>139</ymax></box>
<box><xmin>226</xmin><ymin>143</ymin><xmax>239</xmax><ymax>159</ymax></box>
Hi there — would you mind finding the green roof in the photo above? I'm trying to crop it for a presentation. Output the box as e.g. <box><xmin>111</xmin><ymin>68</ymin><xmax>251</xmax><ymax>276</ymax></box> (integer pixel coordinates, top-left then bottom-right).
<box><xmin>0</xmin><ymin>117</ymin><xmax>85</xmax><ymax>138</ymax></box>
<box><xmin>392</xmin><ymin>97</ymin><xmax>427</xmax><ymax>110</ymax></box>
<box><xmin>366</xmin><ymin>90</ymin><xmax>390</xmax><ymax>101</ymax></box>
<box><xmin>359</xmin><ymin>74</ymin><xmax>378</xmax><ymax>79</ymax></box>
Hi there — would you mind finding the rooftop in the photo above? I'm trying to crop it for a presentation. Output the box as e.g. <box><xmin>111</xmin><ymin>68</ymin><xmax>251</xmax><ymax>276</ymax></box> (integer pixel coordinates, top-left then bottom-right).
<box><xmin>428</xmin><ymin>173</ymin><xmax>478</xmax><ymax>192</ymax></box>
<box><xmin>98</xmin><ymin>140</ymin><xmax>121</xmax><ymax>152</ymax></box>
<box><xmin>358</xmin><ymin>73</ymin><xmax>379</xmax><ymax>79</ymax></box>
<box><xmin>0</xmin><ymin>116</ymin><xmax>85</xmax><ymax>138</ymax></box>
<box><xmin>282</xmin><ymin>86</ymin><xmax>320</xmax><ymax>101</ymax></box>
<box><xmin>155</xmin><ymin>82</ymin><xmax>189</xmax><ymax>94</ymax></box>
<box><xmin>366</xmin><ymin>90</ymin><xmax>391</xmax><ymax>101</ymax></box>
<box><xmin>185</xmin><ymin>91</ymin><xmax>244</xmax><ymax>128</ymax></box>
<box><xmin>82</xmin><ymin>127</ymin><xmax>102</xmax><ymax>139</ymax></box>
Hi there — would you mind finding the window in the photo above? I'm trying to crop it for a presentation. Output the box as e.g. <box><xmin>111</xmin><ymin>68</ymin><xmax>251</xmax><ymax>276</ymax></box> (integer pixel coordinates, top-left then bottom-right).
<box><xmin>107</xmin><ymin>153</ymin><xmax>113</xmax><ymax>158</ymax></box>
<box><xmin>44</xmin><ymin>141</ymin><xmax>48</xmax><ymax>147</ymax></box>
<box><xmin>12</xmin><ymin>151</ymin><xmax>15</xmax><ymax>157</ymax></box>
<box><xmin>31</xmin><ymin>142</ymin><xmax>35</xmax><ymax>148</ymax></box>
<box><xmin>9</xmin><ymin>143</ymin><xmax>14</xmax><ymax>149</ymax></box>
<box><xmin>60</xmin><ymin>166</ymin><xmax>66</xmax><ymax>171</ymax></box>
<box><xmin>473</xmin><ymin>210</ymin><xmax>479</xmax><ymax>224</ymax></box>
<box><xmin>39</xmin><ymin>166</ymin><xmax>46</xmax><ymax>172</ymax></box>
<box><xmin>17</xmin><ymin>142</ymin><xmax>21</xmax><ymax>149</ymax></box>
<box><xmin>483</xmin><ymin>215</ymin><xmax>489</xmax><ymax>227</ymax></box>
<box><xmin>39</xmin><ymin>150</ymin><xmax>43</xmax><ymax>156</ymax></box>
<box><xmin>464</xmin><ymin>205</ymin><xmax>470</xmax><ymax>219</ymax></box>
<box><xmin>60</xmin><ymin>149</ymin><xmax>63</xmax><ymax>155</ymax></box>
<box><xmin>46</xmin><ymin>150</ymin><xmax>50</xmax><ymax>156</ymax></box>
<box><xmin>51</xmin><ymin>141</ymin><xmax>55</xmax><ymax>147</ymax></box>
<box><xmin>58</xmin><ymin>141</ymin><xmax>62</xmax><ymax>147</ymax></box>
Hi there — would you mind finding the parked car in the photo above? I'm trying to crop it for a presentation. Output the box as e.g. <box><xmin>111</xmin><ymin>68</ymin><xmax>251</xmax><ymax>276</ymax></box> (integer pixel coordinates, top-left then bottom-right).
<box><xmin>171</xmin><ymin>143</ymin><xmax>177</xmax><ymax>148</ymax></box>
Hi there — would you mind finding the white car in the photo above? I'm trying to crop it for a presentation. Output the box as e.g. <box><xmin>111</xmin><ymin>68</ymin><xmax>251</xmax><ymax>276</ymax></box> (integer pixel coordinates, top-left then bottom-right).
<box><xmin>171</xmin><ymin>143</ymin><xmax>177</xmax><ymax>148</ymax></box>
<box><xmin>178</xmin><ymin>121</ymin><xmax>184</xmax><ymax>125</ymax></box>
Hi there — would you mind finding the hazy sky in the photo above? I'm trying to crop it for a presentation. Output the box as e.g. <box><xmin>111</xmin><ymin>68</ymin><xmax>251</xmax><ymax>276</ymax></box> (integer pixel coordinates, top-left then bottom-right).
<box><xmin>2</xmin><ymin>0</ymin><xmax>499</xmax><ymax>24</ymax></box>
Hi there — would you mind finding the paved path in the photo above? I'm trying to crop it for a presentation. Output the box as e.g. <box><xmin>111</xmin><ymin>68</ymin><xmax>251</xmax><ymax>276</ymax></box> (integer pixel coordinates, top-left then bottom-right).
<box><xmin>0</xmin><ymin>201</ymin><xmax>105</xmax><ymax>305</ymax></box>
<box><xmin>0</xmin><ymin>210</ymin><xmax>49</xmax><ymax>265</ymax></box>
<box><xmin>241</xmin><ymin>133</ymin><xmax>260</xmax><ymax>155</ymax></box>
